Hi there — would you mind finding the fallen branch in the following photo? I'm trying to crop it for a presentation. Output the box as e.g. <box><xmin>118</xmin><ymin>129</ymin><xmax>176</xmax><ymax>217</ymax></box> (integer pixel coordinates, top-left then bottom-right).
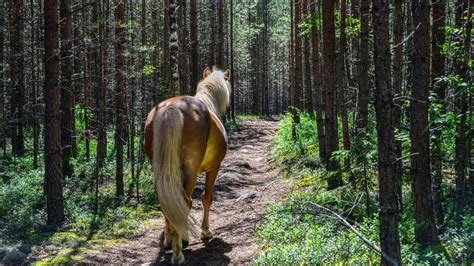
<box><xmin>304</xmin><ymin>201</ymin><xmax>399</xmax><ymax>266</ymax></box>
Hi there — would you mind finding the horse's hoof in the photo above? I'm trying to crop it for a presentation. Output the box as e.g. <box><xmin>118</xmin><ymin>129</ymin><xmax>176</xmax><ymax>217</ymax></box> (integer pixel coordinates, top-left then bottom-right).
<box><xmin>171</xmin><ymin>253</ymin><xmax>185</xmax><ymax>264</ymax></box>
<box><xmin>200</xmin><ymin>230</ymin><xmax>213</xmax><ymax>240</ymax></box>
<box><xmin>182</xmin><ymin>239</ymin><xmax>189</xmax><ymax>249</ymax></box>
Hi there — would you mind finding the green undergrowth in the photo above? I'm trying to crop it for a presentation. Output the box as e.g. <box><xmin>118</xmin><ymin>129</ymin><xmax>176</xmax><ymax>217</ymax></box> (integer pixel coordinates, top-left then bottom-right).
<box><xmin>0</xmin><ymin>114</ymin><xmax>259</xmax><ymax>263</ymax></box>
<box><xmin>255</xmin><ymin>111</ymin><xmax>473</xmax><ymax>264</ymax></box>
<box><xmin>0</xmin><ymin>128</ymin><xmax>160</xmax><ymax>263</ymax></box>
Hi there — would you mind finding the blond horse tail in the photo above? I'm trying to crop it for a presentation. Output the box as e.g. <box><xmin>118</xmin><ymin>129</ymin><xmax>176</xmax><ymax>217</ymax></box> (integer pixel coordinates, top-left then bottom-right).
<box><xmin>153</xmin><ymin>106</ymin><xmax>190</xmax><ymax>241</ymax></box>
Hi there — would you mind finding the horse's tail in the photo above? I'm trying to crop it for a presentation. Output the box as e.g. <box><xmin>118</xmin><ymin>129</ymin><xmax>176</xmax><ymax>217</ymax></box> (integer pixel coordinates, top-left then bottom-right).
<box><xmin>152</xmin><ymin>106</ymin><xmax>190</xmax><ymax>241</ymax></box>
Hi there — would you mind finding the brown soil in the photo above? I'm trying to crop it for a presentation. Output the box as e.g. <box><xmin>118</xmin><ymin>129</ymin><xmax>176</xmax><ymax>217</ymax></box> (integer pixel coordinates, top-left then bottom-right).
<box><xmin>81</xmin><ymin>119</ymin><xmax>289</xmax><ymax>265</ymax></box>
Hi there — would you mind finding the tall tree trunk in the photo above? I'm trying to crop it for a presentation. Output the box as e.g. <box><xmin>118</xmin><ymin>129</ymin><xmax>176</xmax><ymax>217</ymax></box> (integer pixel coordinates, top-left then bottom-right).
<box><xmin>178</xmin><ymin>0</ymin><xmax>189</xmax><ymax>94</ymax></box>
<box><xmin>289</xmin><ymin>1</ymin><xmax>295</xmax><ymax>107</ymax></box>
<box><xmin>217</xmin><ymin>0</ymin><xmax>224</xmax><ymax>68</ymax></box>
<box><xmin>0</xmin><ymin>0</ymin><xmax>5</xmax><ymax>158</ymax></box>
<box><xmin>141</xmin><ymin>0</ymin><xmax>147</xmax><ymax>107</ymax></box>
<box><xmin>230</xmin><ymin>0</ymin><xmax>235</xmax><ymax>120</ymax></box>
<box><xmin>93</xmin><ymin>1</ymin><xmax>107</xmax><ymax>170</ymax></box>
<box><xmin>162</xmin><ymin>0</ymin><xmax>170</xmax><ymax>96</ymax></box>
<box><xmin>190</xmin><ymin>0</ymin><xmax>198</xmax><ymax>93</ymax></box>
<box><xmin>152</xmin><ymin>0</ymin><xmax>159</xmax><ymax>103</ymax></box>
<box><xmin>355</xmin><ymin>0</ymin><xmax>369</xmax><ymax>133</ymax></box>
<box><xmin>8</xmin><ymin>0</ymin><xmax>25</xmax><ymax>156</ymax></box>
<box><xmin>115</xmin><ymin>1</ymin><xmax>126</xmax><ymax>199</ymax></box>
<box><xmin>294</xmin><ymin>0</ymin><xmax>303</xmax><ymax>109</ymax></box>
<box><xmin>322</xmin><ymin>0</ymin><xmax>342</xmax><ymax>189</ymax></box>
<box><xmin>208</xmin><ymin>0</ymin><xmax>215</xmax><ymax>65</ymax></box>
<box><xmin>60</xmin><ymin>0</ymin><xmax>74</xmax><ymax>177</ymax></box>
<box><xmin>169</xmin><ymin>0</ymin><xmax>179</xmax><ymax>95</ymax></box>
<box><xmin>44</xmin><ymin>0</ymin><xmax>65</xmax><ymax>228</ymax></box>
<box><xmin>410</xmin><ymin>0</ymin><xmax>438</xmax><ymax>247</ymax></box>
<box><xmin>431</xmin><ymin>0</ymin><xmax>446</xmax><ymax>231</ymax></box>
<box><xmin>393</xmin><ymin>0</ymin><xmax>404</xmax><ymax>212</ymax></box>
<box><xmin>311</xmin><ymin>0</ymin><xmax>326</xmax><ymax>163</ymax></box>
<box><xmin>303</xmin><ymin>0</ymin><xmax>313</xmax><ymax>111</ymax></box>
<box><xmin>30</xmin><ymin>0</ymin><xmax>39</xmax><ymax>169</ymax></box>
<box><xmin>372</xmin><ymin>0</ymin><xmax>402</xmax><ymax>264</ymax></box>
<box><xmin>338</xmin><ymin>0</ymin><xmax>351</xmax><ymax>151</ymax></box>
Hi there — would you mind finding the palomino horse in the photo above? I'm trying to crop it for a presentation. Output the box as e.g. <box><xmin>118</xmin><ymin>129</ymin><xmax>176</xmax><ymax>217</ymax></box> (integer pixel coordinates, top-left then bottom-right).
<box><xmin>144</xmin><ymin>67</ymin><xmax>231</xmax><ymax>263</ymax></box>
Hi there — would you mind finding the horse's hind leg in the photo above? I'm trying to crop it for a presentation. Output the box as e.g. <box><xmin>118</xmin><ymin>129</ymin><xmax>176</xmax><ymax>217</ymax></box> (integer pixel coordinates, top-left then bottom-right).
<box><xmin>163</xmin><ymin>217</ymin><xmax>174</xmax><ymax>249</ymax></box>
<box><xmin>201</xmin><ymin>167</ymin><xmax>219</xmax><ymax>240</ymax></box>
<box><xmin>171</xmin><ymin>233</ymin><xmax>185</xmax><ymax>264</ymax></box>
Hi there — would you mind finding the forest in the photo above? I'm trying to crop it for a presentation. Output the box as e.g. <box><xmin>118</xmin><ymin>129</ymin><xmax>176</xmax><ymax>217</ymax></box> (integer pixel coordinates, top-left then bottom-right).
<box><xmin>0</xmin><ymin>0</ymin><xmax>472</xmax><ymax>264</ymax></box>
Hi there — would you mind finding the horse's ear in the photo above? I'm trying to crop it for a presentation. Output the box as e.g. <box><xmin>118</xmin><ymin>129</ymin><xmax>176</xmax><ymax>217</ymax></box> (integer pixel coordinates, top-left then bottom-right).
<box><xmin>203</xmin><ymin>67</ymin><xmax>212</xmax><ymax>79</ymax></box>
<box><xmin>223</xmin><ymin>69</ymin><xmax>231</xmax><ymax>80</ymax></box>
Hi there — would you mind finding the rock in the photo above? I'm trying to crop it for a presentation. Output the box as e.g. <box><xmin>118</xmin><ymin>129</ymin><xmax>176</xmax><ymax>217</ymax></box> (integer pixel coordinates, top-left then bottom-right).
<box><xmin>235</xmin><ymin>192</ymin><xmax>257</xmax><ymax>203</ymax></box>
<box><xmin>241</xmin><ymin>145</ymin><xmax>254</xmax><ymax>150</ymax></box>
<box><xmin>233</xmin><ymin>160</ymin><xmax>252</xmax><ymax>169</ymax></box>
<box><xmin>44</xmin><ymin>245</ymin><xmax>59</xmax><ymax>252</ymax></box>
<box><xmin>220</xmin><ymin>172</ymin><xmax>242</xmax><ymax>181</ymax></box>
<box><xmin>2</xmin><ymin>249</ymin><xmax>26</xmax><ymax>263</ymax></box>
<box><xmin>240</xmin><ymin>149</ymin><xmax>249</xmax><ymax>153</ymax></box>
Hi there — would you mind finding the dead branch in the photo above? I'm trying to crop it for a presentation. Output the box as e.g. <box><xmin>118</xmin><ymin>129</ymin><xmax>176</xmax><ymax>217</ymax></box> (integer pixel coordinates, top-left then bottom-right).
<box><xmin>304</xmin><ymin>201</ymin><xmax>399</xmax><ymax>266</ymax></box>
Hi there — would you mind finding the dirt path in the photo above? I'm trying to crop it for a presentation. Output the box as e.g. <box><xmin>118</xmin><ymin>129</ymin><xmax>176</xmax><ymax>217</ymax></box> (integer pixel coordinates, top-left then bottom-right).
<box><xmin>83</xmin><ymin>119</ymin><xmax>289</xmax><ymax>265</ymax></box>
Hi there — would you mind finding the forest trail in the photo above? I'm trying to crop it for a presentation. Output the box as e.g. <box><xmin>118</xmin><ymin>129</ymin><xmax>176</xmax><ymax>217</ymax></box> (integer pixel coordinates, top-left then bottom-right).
<box><xmin>82</xmin><ymin>119</ymin><xmax>289</xmax><ymax>265</ymax></box>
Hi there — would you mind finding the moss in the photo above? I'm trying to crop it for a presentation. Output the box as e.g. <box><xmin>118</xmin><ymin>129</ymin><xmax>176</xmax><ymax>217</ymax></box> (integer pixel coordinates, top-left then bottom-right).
<box><xmin>33</xmin><ymin>248</ymin><xmax>84</xmax><ymax>265</ymax></box>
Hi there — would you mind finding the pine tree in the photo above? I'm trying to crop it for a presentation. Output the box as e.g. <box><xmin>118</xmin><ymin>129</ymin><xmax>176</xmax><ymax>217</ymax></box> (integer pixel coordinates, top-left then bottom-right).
<box><xmin>44</xmin><ymin>0</ymin><xmax>65</xmax><ymax>228</ymax></box>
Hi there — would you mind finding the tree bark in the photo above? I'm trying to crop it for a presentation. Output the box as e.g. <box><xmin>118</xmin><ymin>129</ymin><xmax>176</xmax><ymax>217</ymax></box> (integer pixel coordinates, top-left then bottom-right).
<box><xmin>217</xmin><ymin>0</ymin><xmax>224</xmax><ymax>68</ymax></box>
<box><xmin>393</xmin><ymin>0</ymin><xmax>404</xmax><ymax>212</ymax></box>
<box><xmin>162</xmin><ymin>0</ymin><xmax>170</xmax><ymax>96</ymax></box>
<box><xmin>152</xmin><ymin>0</ymin><xmax>159</xmax><ymax>103</ymax></box>
<box><xmin>0</xmin><ymin>0</ymin><xmax>6</xmax><ymax>158</ymax></box>
<box><xmin>115</xmin><ymin>1</ymin><xmax>126</xmax><ymax>199</ymax></box>
<box><xmin>372</xmin><ymin>0</ymin><xmax>402</xmax><ymax>263</ymax></box>
<box><xmin>44</xmin><ymin>0</ymin><xmax>65</xmax><ymax>228</ymax></box>
<box><xmin>322</xmin><ymin>0</ymin><xmax>342</xmax><ymax>189</ymax></box>
<box><xmin>410</xmin><ymin>0</ymin><xmax>438</xmax><ymax>247</ymax></box>
<box><xmin>430</xmin><ymin>0</ymin><xmax>446</xmax><ymax>231</ymax></box>
<box><xmin>60</xmin><ymin>0</ymin><xmax>74</xmax><ymax>178</ymax></box>
<box><xmin>169</xmin><ymin>0</ymin><xmax>179</xmax><ymax>95</ymax></box>
<box><xmin>355</xmin><ymin>0</ymin><xmax>369</xmax><ymax>133</ymax></box>
<box><xmin>311</xmin><ymin>0</ymin><xmax>326</xmax><ymax>163</ymax></box>
<box><xmin>8</xmin><ymin>0</ymin><xmax>26</xmax><ymax>156</ymax></box>
<box><xmin>208</xmin><ymin>0</ymin><xmax>215</xmax><ymax>65</ymax></box>
<box><xmin>190</xmin><ymin>0</ymin><xmax>198</xmax><ymax>93</ymax></box>
<box><xmin>178</xmin><ymin>0</ymin><xmax>189</xmax><ymax>95</ymax></box>
<box><xmin>303</xmin><ymin>0</ymin><xmax>313</xmax><ymax>111</ymax></box>
<box><xmin>338</xmin><ymin>0</ymin><xmax>351</xmax><ymax>151</ymax></box>
<box><xmin>294</xmin><ymin>0</ymin><xmax>303</xmax><ymax>109</ymax></box>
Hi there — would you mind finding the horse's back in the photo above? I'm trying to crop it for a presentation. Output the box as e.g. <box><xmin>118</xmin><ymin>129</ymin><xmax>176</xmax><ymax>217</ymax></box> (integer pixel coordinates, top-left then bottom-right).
<box><xmin>145</xmin><ymin>96</ymin><xmax>209</xmax><ymax>160</ymax></box>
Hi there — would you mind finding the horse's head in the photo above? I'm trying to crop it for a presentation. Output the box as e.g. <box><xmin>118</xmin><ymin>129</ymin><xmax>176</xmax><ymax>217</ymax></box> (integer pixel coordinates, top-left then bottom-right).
<box><xmin>203</xmin><ymin>66</ymin><xmax>231</xmax><ymax>95</ymax></box>
<box><xmin>196</xmin><ymin>67</ymin><xmax>232</xmax><ymax>116</ymax></box>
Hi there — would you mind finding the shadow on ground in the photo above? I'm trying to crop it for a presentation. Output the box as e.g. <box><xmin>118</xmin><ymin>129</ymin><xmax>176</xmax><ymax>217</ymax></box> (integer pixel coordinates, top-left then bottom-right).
<box><xmin>153</xmin><ymin>232</ymin><xmax>232</xmax><ymax>265</ymax></box>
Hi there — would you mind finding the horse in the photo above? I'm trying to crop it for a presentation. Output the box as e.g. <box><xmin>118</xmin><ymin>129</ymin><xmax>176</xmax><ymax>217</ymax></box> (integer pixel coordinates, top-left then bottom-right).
<box><xmin>144</xmin><ymin>67</ymin><xmax>231</xmax><ymax>264</ymax></box>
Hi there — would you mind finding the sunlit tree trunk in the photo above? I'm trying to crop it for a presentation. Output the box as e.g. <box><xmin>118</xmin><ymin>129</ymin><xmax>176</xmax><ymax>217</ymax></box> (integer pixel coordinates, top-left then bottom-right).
<box><xmin>322</xmin><ymin>0</ymin><xmax>342</xmax><ymax>189</ymax></box>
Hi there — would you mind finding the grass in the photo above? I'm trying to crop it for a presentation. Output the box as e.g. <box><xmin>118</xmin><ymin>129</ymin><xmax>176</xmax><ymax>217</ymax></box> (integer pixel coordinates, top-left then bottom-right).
<box><xmin>255</xmin><ymin>111</ymin><xmax>473</xmax><ymax>264</ymax></box>
<box><xmin>0</xmin><ymin>114</ymin><xmax>254</xmax><ymax>263</ymax></box>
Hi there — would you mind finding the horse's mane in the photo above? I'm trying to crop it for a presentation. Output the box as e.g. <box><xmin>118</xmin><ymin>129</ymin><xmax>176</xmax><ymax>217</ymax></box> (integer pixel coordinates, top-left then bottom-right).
<box><xmin>194</xmin><ymin>68</ymin><xmax>230</xmax><ymax>116</ymax></box>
